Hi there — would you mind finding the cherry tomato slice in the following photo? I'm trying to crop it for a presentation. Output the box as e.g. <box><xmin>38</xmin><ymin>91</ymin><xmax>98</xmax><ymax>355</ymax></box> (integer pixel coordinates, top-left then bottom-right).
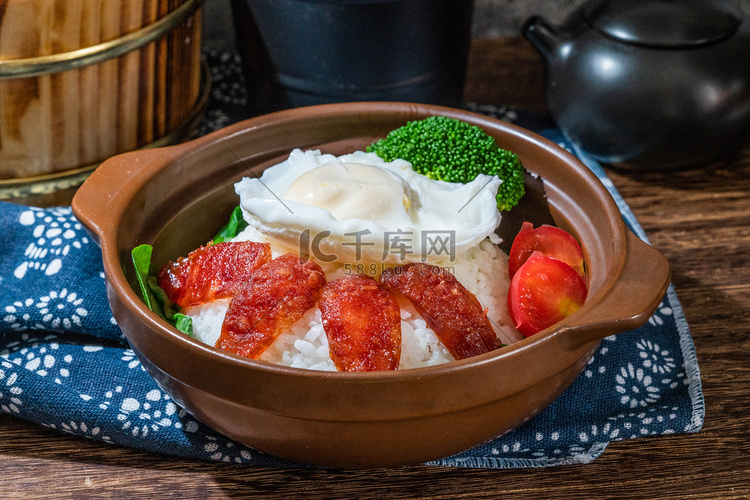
<box><xmin>508</xmin><ymin>251</ymin><xmax>587</xmax><ymax>337</ymax></box>
<box><xmin>508</xmin><ymin>222</ymin><xmax>585</xmax><ymax>279</ymax></box>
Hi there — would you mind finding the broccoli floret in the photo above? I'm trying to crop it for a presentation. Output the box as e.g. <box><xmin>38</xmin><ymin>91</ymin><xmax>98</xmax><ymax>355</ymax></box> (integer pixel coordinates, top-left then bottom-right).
<box><xmin>366</xmin><ymin>116</ymin><xmax>525</xmax><ymax>211</ymax></box>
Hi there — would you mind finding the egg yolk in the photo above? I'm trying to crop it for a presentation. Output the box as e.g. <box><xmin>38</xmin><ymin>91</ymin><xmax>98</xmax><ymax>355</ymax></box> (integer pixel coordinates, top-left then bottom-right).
<box><xmin>284</xmin><ymin>162</ymin><xmax>416</xmax><ymax>227</ymax></box>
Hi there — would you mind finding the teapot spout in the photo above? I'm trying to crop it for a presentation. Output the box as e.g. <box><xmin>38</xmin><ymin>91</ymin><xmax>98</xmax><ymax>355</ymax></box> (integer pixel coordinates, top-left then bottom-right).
<box><xmin>522</xmin><ymin>16</ymin><xmax>562</xmax><ymax>62</ymax></box>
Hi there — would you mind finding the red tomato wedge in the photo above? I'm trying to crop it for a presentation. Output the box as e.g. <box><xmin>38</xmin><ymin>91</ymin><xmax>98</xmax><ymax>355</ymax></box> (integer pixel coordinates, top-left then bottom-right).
<box><xmin>508</xmin><ymin>222</ymin><xmax>585</xmax><ymax>279</ymax></box>
<box><xmin>319</xmin><ymin>275</ymin><xmax>401</xmax><ymax>372</ymax></box>
<box><xmin>217</xmin><ymin>253</ymin><xmax>326</xmax><ymax>359</ymax></box>
<box><xmin>508</xmin><ymin>251</ymin><xmax>588</xmax><ymax>337</ymax></box>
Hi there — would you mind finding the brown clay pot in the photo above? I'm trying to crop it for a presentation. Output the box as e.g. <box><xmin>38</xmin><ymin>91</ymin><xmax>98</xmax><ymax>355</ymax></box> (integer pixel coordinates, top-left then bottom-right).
<box><xmin>71</xmin><ymin>102</ymin><xmax>670</xmax><ymax>468</ymax></box>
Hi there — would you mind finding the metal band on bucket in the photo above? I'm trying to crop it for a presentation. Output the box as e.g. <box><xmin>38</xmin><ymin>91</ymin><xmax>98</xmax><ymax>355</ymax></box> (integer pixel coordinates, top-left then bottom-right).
<box><xmin>0</xmin><ymin>0</ymin><xmax>205</xmax><ymax>79</ymax></box>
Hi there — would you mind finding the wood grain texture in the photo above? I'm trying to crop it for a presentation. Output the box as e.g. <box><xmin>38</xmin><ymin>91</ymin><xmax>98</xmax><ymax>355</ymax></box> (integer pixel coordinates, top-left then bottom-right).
<box><xmin>1</xmin><ymin>36</ymin><xmax>749</xmax><ymax>499</ymax></box>
<box><xmin>0</xmin><ymin>0</ymin><xmax>203</xmax><ymax>179</ymax></box>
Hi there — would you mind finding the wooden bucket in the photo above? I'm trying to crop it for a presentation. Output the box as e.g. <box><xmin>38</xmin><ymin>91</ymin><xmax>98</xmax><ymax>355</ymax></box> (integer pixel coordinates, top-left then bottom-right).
<box><xmin>0</xmin><ymin>0</ymin><xmax>208</xmax><ymax>205</ymax></box>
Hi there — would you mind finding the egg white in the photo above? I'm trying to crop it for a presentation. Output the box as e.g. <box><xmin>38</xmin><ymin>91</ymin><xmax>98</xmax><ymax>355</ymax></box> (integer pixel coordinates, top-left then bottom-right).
<box><xmin>234</xmin><ymin>149</ymin><xmax>501</xmax><ymax>265</ymax></box>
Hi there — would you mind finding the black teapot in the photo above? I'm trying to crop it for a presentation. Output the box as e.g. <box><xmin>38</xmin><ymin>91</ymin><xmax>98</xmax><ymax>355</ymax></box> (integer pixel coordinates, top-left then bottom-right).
<box><xmin>523</xmin><ymin>0</ymin><xmax>750</xmax><ymax>170</ymax></box>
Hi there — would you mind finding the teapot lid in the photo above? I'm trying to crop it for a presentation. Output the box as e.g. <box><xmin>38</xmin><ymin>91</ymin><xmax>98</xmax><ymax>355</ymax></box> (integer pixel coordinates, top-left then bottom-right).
<box><xmin>582</xmin><ymin>0</ymin><xmax>743</xmax><ymax>47</ymax></box>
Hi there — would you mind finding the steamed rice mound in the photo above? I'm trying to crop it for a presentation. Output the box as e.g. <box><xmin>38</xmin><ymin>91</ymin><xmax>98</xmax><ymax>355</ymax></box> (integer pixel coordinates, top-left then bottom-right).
<box><xmin>186</xmin><ymin>227</ymin><xmax>522</xmax><ymax>371</ymax></box>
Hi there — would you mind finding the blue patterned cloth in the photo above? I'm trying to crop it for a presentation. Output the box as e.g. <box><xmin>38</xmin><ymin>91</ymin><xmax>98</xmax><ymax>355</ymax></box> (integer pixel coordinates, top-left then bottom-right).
<box><xmin>0</xmin><ymin>51</ymin><xmax>704</xmax><ymax>468</ymax></box>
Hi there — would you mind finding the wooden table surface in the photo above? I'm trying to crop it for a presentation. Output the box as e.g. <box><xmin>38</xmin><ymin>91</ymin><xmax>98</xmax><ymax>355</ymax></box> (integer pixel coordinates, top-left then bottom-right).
<box><xmin>2</xmin><ymin>37</ymin><xmax>749</xmax><ymax>499</ymax></box>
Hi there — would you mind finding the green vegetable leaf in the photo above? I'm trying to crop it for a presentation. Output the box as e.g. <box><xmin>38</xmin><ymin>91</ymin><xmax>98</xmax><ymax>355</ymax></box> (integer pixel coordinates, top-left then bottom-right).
<box><xmin>147</xmin><ymin>276</ymin><xmax>175</xmax><ymax>321</ymax></box>
<box><xmin>131</xmin><ymin>244</ymin><xmax>193</xmax><ymax>336</ymax></box>
<box><xmin>173</xmin><ymin>313</ymin><xmax>194</xmax><ymax>337</ymax></box>
<box><xmin>212</xmin><ymin>206</ymin><xmax>248</xmax><ymax>244</ymax></box>
<box><xmin>132</xmin><ymin>244</ymin><xmax>160</xmax><ymax>314</ymax></box>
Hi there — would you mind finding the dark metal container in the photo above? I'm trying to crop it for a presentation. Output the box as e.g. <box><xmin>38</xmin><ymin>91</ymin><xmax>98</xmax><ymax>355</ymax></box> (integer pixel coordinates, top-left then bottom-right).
<box><xmin>230</xmin><ymin>0</ymin><xmax>475</xmax><ymax>114</ymax></box>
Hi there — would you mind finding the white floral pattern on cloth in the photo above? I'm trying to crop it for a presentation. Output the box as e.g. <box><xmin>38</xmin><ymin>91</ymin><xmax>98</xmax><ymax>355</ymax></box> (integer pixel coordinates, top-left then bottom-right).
<box><xmin>0</xmin><ymin>360</ymin><xmax>24</xmax><ymax>415</ymax></box>
<box><xmin>1</xmin><ymin>205</ymin><xmax>121</xmax><ymax>341</ymax></box>
<box><xmin>0</xmin><ymin>331</ymin><xmax>276</xmax><ymax>464</ymax></box>
<box><xmin>0</xmin><ymin>51</ymin><xmax>704</xmax><ymax>469</ymax></box>
<box><xmin>13</xmin><ymin>206</ymin><xmax>88</xmax><ymax>279</ymax></box>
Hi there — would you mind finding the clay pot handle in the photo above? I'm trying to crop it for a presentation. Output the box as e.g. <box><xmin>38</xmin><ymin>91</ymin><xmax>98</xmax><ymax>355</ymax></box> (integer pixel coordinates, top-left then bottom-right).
<box><xmin>71</xmin><ymin>148</ymin><xmax>172</xmax><ymax>246</ymax></box>
<box><xmin>559</xmin><ymin>230</ymin><xmax>671</xmax><ymax>348</ymax></box>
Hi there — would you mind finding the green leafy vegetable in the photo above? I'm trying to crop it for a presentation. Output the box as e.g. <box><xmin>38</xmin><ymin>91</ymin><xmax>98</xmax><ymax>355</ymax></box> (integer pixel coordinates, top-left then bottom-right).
<box><xmin>212</xmin><ymin>206</ymin><xmax>248</xmax><ymax>244</ymax></box>
<box><xmin>131</xmin><ymin>244</ymin><xmax>193</xmax><ymax>336</ymax></box>
<box><xmin>132</xmin><ymin>244</ymin><xmax>160</xmax><ymax>312</ymax></box>
<box><xmin>173</xmin><ymin>313</ymin><xmax>194</xmax><ymax>337</ymax></box>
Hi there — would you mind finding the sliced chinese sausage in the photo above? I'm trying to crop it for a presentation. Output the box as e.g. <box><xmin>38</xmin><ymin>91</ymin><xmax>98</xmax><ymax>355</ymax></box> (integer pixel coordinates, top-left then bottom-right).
<box><xmin>158</xmin><ymin>241</ymin><xmax>272</xmax><ymax>308</ymax></box>
<box><xmin>319</xmin><ymin>274</ymin><xmax>401</xmax><ymax>372</ymax></box>
<box><xmin>380</xmin><ymin>263</ymin><xmax>499</xmax><ymax>360</ymax></box>
<box><xmin>217</xmin><ymin>253</ymin><xmax>326</xmax><ymax>359</ymax></box>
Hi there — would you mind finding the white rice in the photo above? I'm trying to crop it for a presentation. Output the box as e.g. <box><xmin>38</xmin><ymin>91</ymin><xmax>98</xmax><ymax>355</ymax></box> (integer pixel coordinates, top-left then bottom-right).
<box><xmin>185</xmin><ymin>233</ymin><xmax>523</xmax><ymax>371</ymax></box>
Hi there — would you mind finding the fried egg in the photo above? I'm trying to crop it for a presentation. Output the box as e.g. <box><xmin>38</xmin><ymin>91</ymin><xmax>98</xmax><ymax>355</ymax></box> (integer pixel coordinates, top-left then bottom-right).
<box><xmin>234</xmin><ymin>149</ymin><xmax>501</xmax><ymax>265</ymax></box>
